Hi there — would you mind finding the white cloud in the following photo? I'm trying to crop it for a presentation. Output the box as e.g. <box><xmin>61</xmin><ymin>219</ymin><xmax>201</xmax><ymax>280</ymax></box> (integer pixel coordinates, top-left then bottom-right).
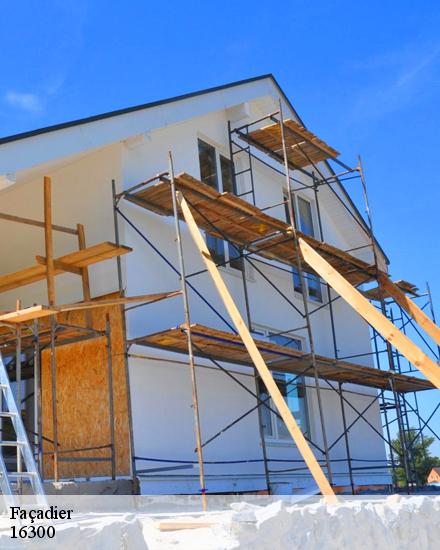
<box><xmin>4</xmin><ymin>91</ymin><xmax>43</xmax><ymax>113</ymax></box>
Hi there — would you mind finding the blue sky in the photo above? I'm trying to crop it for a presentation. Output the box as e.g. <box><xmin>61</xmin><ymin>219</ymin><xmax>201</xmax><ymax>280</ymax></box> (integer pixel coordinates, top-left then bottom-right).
<box><xmin>1</xmin><ymin>2</ymin><xmax>439</xmax><ymax>454</ymax></box>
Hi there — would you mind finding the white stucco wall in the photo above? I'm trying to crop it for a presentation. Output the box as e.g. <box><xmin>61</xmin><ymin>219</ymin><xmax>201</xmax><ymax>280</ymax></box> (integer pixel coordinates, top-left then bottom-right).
<box><xmin>0</xmin><ymin>86</ymin><xmax>389</xmax><ymax>494</ymax></box>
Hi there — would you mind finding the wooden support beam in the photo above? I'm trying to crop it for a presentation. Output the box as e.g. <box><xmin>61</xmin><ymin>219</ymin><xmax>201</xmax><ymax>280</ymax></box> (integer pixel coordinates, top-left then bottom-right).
<box><xmin>35</xmin><ymin>256</ymin><xmax>82</xmax><ymax>276</ymax></box>
<box><xmin>378</xmin><ymin>273</ymin><xmax>440</xmax><ymax>347</ymax></box>
<box><xmin>76</xmin><ymin>224</ymin><xmax>92</xmax><ymax>301</ymax></box>
<box><xmin>299</xmin><ymin>238</ymin><xmax>440</xmax><ymax>389</ymax></box>
<box><xmin>177</xmin><ymin>192</ymin><xmax>337</xmax><ymax>502</ymax></box>
<box><xmin>0</xmin><ymin>211</ymin><xmax>78</xmax><ymax>235</ymax></box>
<box><xmin>43</xmin><ymin>176</ymin><xmax>55</xmax><ymax>306</ymax></box>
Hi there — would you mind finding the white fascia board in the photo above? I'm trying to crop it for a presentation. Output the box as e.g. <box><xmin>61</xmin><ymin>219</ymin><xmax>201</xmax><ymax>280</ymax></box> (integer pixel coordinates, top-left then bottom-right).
<box><xmin>0</xmin><ymin>78</ymin><xmax>279</xmax><ymax>175</ymax></box>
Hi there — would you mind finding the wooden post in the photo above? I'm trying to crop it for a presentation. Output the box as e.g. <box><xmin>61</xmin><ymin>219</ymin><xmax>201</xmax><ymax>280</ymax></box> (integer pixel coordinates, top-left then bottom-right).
<box><xmin>169</xmin><ymin>154</ymin><xmax>208</xmax><ymax>510</ymax></box>
<box><xmin>44</xmin><ymin>176</ymin><xmax>58</xmax><ymax>479</ymax></box>
<box><xmin>43</xmin><ymin>176</ymin><xmax>56</xmax><ymax>306</ymax></box>
<box><xmin>77</xmin><ymin>223</ymin><xmax>92</xmax><ymax>327</ymax></box>
<box><xmin>378</xmin><ymin>274</ymin><xmax>440</xmax><ymax>347</ymax></box>
<box><xmin>177</xmin><ymin>192</ymin><xmax>337</xmax><ymax>502</ymax></box>
<box><xmin>299</xmin><ymin>238</ymin><xmax>440</xmax><ymax>389</ymax></box>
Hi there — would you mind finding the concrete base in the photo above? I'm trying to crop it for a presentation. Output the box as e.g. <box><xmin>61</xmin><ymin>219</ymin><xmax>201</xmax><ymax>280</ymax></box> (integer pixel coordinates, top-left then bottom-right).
<box><xmin>23</xmin><ymin>478</ymin><xmax>139</xmax><ymax>495</ymax></box>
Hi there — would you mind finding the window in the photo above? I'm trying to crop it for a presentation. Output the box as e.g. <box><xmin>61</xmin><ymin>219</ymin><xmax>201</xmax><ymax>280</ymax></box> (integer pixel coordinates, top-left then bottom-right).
<box><xmin>284</xmin><ymin>191</ymin><xmax>323</xmax><ymax>302</ymax></box>
<box><xmin>257</xmin><ymin>332</ymin><xmax>309</xmax><ymax>440</ymax></box>
<box><xmin>297</xmin><ymin>196</ymin><xmax>314</xmax><ymax>237</ymax></box>
<box><xmin>198</xmin><ymin>139</ymin><xmax>243</xmax><ymax>270</ymax></box>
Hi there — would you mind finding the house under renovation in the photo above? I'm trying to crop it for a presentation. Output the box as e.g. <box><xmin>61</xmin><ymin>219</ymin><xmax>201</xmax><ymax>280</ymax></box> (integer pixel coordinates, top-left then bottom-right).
<box><xmin>0</xmin><ymin>74</ymin><xmax>439</xmax><ymax>499</ymax></box>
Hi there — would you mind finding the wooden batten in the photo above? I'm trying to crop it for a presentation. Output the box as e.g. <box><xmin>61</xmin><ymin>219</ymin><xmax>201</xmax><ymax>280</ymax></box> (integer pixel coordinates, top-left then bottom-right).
<box><xmin>41</xmin><ymin>296</ymin><xmax>130</xmax><ymax>479</ymax></box>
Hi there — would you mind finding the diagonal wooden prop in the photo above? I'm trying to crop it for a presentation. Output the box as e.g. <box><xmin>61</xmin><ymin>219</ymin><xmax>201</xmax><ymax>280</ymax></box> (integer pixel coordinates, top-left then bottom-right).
<box><xmin>377</xmin><ymin>273</ymin><xmax>440</xmax><ymax>347</ymax></box>
<box><xmin>177</xmin><ymin>191</ymin><xmax>337</xmax><ymax>502</ymax></box>
<box><xmin>298</xmin><ymin>237</ymin><xmax>440</xmax><ymax>389</ymax></box>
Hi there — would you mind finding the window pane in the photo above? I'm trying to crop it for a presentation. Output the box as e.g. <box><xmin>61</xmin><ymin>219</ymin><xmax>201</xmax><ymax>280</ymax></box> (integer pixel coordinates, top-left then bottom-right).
<box><xmin>206</xmin><ymin>234</ymin><xmax>225</xmax><ymax>264</ymax></box>
<box><xmin>198</xmin><ymin>139</ymin><xmax>224</xmax><ymax>261</ymax></box>
<box><xmin>297</xmin><ymin>197</ymin><xmax>314</xmax><ymax>237</ymax></box>
<box><xmin>258</xmin><ymin>379</ymin><xmax>273</xmax><ymax>437</ymax></box>
<box><xmin>228</xmin><ymin>242</ymin><xmax>243</xmax><ymax>271</ymax></box>
<box><xmin>274</xmin><ymin>374</ymin><xmax>309</xmax><ymax>439</ymax></box>
<box><xmin>198</xmin><ymin>139</ymin><xmax>218</xmax><ymax>189</ymax></box>
<box><xmin>292</xmin><ymin>267</ymin><xmax>302</xmax><ymax>293</ymax></box>
<box><xmin>220</xmin><ymin>155</ymin><xmax>235</xmax><ymax>194</ymax></box>
<box><xmin>269</xmin><ymin>333</ymin><xmax>302</xmax><ymax>351</ymax></box>
<box><xmin>307</xmin><ymin>273</ymin><xmax>323</xmax><ymax>302</ymax></box>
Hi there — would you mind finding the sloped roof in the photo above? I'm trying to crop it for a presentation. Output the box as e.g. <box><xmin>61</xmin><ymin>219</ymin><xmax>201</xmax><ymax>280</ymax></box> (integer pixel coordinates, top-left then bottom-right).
<box><xmin>0</xmin><ymin>73</ymin><xmax>387</xmax><ymax>263</ymax></box>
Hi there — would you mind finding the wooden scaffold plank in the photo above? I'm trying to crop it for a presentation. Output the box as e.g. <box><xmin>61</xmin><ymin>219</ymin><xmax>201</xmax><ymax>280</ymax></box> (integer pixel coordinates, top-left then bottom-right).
<box><xmin>377</xmin><ymin>273</ymin><xmax>440</xmax><ymax>347</ymax></box>
<box><xmin>298</xmin><ymin>238</ymin><xmax>440</xmax><ymax>389</ymax></box>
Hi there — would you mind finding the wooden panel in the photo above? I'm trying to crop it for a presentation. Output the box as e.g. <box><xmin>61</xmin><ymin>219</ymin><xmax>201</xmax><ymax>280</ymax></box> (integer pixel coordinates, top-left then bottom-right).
<box><xmin>41</xmin><ymin>296</ymin><xmax>130</xmax><ymax>479</ymax></box>
<box><xmin>134</xmin><ymin>324</ymin><xmax>433</xmax><ymax>393</ymax></box>
<box><xmin>243</xmin><ymin>118</ymin><xmax>339</xmax><ymax>169</ymax></box>
<box><xmin>126</xmin><ymin>173</ymin><xmax>378</xmax><ymax>286</ymax></box>
<box><xmin>0</xmin><ymin>242</ymin><xmax>132</xmax><ymax>294</ymax></box>
<box><xmin>299</xmin><ymin>238</ymin><xmax>440</xmax><ymax>390</ymax></box>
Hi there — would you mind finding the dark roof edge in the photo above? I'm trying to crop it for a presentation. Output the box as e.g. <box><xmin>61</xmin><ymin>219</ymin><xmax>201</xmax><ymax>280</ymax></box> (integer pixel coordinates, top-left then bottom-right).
<box><xmin>0</xmin><ymin>74</ymin><xmax>275</xmax><ymax>146</ymax></box>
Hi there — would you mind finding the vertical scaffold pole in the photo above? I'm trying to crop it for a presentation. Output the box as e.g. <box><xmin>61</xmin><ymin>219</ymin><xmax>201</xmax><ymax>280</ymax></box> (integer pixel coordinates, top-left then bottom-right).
<box><xmin>168</xmin><ymin>151</ymin><xmax>207</xmax><ymax>511</ymax></box>
<box><xmin>44</xmin><ymin>175</ymin><xmax>59</xmax><ymax>482</ymax></box>
<box><xmin>278</xmin><ymin>100</ymin><xmax>333</xmax><ymax>485</ymax></box>
<box><xmin>33</xmin><ymin>319</ymin><xmax>43</xmax><ymax>475</ymax></box>
<box><xmin>313</xmin><ymin>173</ymin><xmax>355</xmax><ymax>493</ymax></box>
<box><xmin>358</xmin><ymin>156</ymin><xmax>411</xmax><ymax>492</ymax></box>
<box><xmin>16</xmin><ymin>302</ymin><xmax>22</xmax><ymax>492</ymax></box>
<box><xmin>106</xmin><ymin>314</ymin><xmax>116</xmax><ymax>480</ymax></box>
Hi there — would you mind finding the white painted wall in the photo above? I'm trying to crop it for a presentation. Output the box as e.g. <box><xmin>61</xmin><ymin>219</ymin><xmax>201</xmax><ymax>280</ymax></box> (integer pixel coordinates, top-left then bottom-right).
<box><xmin>0</xmin><ymin>85</ymin><xmax>389</xmax><ymax>493</ymax></box>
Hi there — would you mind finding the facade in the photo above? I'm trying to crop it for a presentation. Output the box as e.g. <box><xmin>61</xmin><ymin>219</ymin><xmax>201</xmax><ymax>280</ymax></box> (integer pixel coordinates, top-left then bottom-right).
<box><xmin>1</xmin><ymin>75</ymin><xmax>424</xmax><ymax>496</ymax></box>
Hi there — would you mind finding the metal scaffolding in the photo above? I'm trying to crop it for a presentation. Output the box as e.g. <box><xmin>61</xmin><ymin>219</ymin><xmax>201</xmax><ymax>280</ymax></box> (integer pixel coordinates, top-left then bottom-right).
<box><xmin>113</xmin><ymin>103</ymin><xmax>440</xmax><ymax>496</ymax></box>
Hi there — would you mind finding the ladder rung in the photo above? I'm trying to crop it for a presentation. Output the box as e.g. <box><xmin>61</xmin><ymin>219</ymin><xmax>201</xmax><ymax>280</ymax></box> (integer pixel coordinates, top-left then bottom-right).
<box><xmin>0</xmin><ymin>441</ymin><xmax>24</xmax><ymax>446</ymax></box>
<box><xmin>7</xmin><ymin>472</ymin><xmax>37</xmax><ymax>477</ymax></box>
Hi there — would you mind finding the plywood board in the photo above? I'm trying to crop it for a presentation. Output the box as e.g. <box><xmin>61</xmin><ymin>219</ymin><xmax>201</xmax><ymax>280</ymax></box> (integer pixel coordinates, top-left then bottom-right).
<box><xmin>41</xmin><ymin>295</ymin><xmax>130</xmax><ymax>479</ymax></box>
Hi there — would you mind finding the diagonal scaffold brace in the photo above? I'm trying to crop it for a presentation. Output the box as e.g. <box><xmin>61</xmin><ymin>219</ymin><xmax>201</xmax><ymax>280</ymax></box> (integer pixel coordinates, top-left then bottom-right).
<box><xmin>176</xmin><ymin>191</ymin><xmax>337</xmax><ymax>503</ymax></box>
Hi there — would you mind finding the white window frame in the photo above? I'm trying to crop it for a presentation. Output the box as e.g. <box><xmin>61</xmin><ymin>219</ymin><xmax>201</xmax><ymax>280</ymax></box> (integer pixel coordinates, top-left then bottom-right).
<box><xmin>283</xmin><ymin>190</ymin><xmax>324</xmax><ymax>303</ymax></box>
<box><xmin>252</xmin><ymin>326</ymin><xmax>310</xmax><ymax>444</ymax></box>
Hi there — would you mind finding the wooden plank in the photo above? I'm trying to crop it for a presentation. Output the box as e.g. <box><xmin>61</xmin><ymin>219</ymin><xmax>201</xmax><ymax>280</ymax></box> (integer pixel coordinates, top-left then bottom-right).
<box><xmin>56</xmin><ymin>291</ymin><xmax>181</xmax><ymax>312</ymax></box>
<box><xmin>299</xmin><ymin>238</ymin><xmax>440</xmax><ymax>389</ymax></box>
<box><xmin>0</xmin><ymin>211</ymin><xmax>78</xmax><ymax>235</ymax></box>
<box><xmin>35</xmin><ymin>255</ymin><xmax>83</xmax><ymax>275</ymax></box>
<box><xmin>0</xmin><ymin>242</ymin><xmax>132</xmax><ymax>294</ymax></box>
<box><xmin>0</xmin><ymin>305</ymin><xmax>57</xmax><ymax>324</ymax></box>
<box><xmin>135</xmin><ymin>323</ymin><xmax>434</xmax><ymax>393</ymax></box>
<box><xmin>44</xmin><ymin>176</ymin><xmax>56</xmax><ymax>306</ymax></box>
<box><xmin>177</xmin><ymin>192</ymin><xmax>336</xmax><ymax>501</ymax></box>
<box><xmin>128</xmin><ymin>173</ymin><xmax>379</xmax><ymax>285</ymax></box>
<box><xmin>378</xmin><ymin>274</ymin><xmax>440</xmax><ymax>347</ymax></box>
<box><xmin>157</xmin><ymin>522</ymin><xmax>217</xmax><ymax>531</ymax></box>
